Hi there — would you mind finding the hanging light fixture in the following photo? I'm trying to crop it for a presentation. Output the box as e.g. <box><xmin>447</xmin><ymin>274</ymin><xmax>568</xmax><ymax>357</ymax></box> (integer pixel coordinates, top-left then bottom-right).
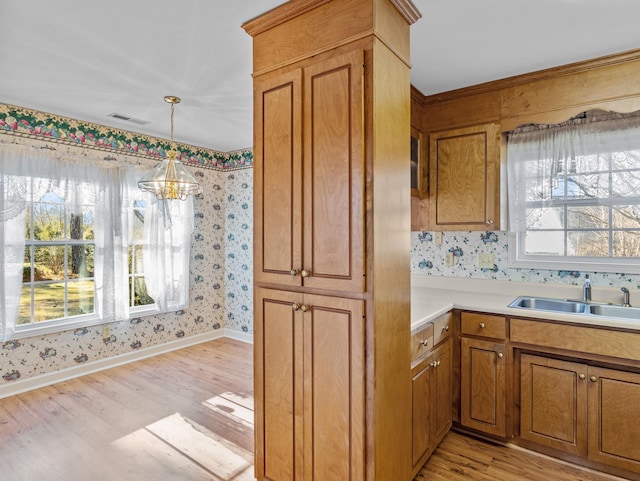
<box><xmin>138</xmin><ymin>96</ymin><xmax>203</xmax><ymax>200</ymax></box>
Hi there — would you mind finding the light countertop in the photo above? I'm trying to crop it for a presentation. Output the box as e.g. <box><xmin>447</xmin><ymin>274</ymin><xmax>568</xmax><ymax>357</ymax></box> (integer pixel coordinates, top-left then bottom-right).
<box><xmin>411</xmin><ymin>274</ymin><xmax>640</xmax><ymax>333</ymax></box>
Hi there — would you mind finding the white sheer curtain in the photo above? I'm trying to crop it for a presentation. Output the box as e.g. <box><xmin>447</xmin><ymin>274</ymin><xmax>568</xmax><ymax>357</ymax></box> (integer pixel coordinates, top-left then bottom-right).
<box><xmin>143</xmin><ymin>194</ymin><xmax>194</xmax><ymax>312</ymax></box>
<box><xmin>507</xmin><ymin>110</ymin><xmax>640</xmax><ymax>234</ymax></box>
<box><xmin>0</xmin><ymin>145</ymin><xmax>194</xmax><ymax>340</ymax></box>
<box><xmin>0</xmin><ymin>149</ymin><xmax>29</xmax><ymax>340</ymax></box>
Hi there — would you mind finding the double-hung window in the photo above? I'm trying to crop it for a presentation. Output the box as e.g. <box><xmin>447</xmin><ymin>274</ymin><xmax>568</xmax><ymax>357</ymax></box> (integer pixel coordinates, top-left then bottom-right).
<box><xmin>20</xmin><ymin>190</ymin><xmax>97</xmax><ymax>325</ymax></box>
<box><xmin>0</xmin><ymin>146</ymin><xmax>194</xmax><ymax>340</ymax></box>
<box><xmin>507</xmin><ymin>110</ymin><xmax>640</xmax><ymax>273</ymax></box>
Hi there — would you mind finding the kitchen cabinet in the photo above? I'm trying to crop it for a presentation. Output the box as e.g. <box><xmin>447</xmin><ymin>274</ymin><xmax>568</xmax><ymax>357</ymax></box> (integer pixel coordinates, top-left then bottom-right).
<box><xmin>253</xmin><ymin>51</ymin><xmax>364</xmax><ymax>293</ymax></box>
<box><xmin>428</xmin><ymin>123</ymin><xmax>500</xmax><ymax>231</ymax></box>
<box><xmin>411</xmin><ymin>126</ymin><xmax>427</xmax><ymax>198</ymax></box>
<box><xmin>520</xmin><ymin>353</ymin><xmax>640</xmax><ymax>474</ymax></box>
<box><xmin>411</xmin><ymin>352</ymin><xmax>434</xmax><ymax>472</ymax></box>
<box><xmin>254</xmin><ymin>287</ymin><xmax>364</xmax><ymax>481</ymax></box>
<box><xmin>588</xmin><ymin>366</ymin><xmax>640</xmax><ymax>473</ymax></box>
<box><xmin>245</xmin><ymin>1</ymin><xmax>417</xmax><ymax>480</ymax></box>
<box><xmin>459</xmin><ymin>312</ymin><xmax>508</xmax><ymax>437</ymax></box>
<box><xmin>411</xmin><ymin>313</ymin><xmax>452</xmax><ymax>477</ymax></box>
<box><xmin>520</xmin><ymin>354</ymin><xmax>587</xmax><ymax>456</ymax></box>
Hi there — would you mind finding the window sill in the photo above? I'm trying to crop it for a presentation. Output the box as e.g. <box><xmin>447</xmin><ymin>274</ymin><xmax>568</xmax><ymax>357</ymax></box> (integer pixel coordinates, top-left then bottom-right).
<box><xmin>10</xmin><ymin>305</ymin><xmax>162</xmax><ymax>340</ymax></box>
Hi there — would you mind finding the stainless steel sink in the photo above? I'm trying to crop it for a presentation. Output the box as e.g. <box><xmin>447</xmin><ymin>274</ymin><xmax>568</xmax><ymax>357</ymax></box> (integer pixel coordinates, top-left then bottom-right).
<box><xmin>588</xmin><ymin>304</ymin><xmax>640</xmax><ymax>320</ymax></box>
<box><xmin>509</xmin><ymin>295</ymin><xmax>640</xmax><ymax>321</ymax></box>
<box><xmin>509</xmin><ymin>296</ymin><xmax>589</xmax><ymax>314</ymax></box>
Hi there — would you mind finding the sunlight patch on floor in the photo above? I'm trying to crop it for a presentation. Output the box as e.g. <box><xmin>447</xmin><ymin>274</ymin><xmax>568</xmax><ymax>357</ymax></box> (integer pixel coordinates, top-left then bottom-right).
<box><xmin>112</xmin><ymin>409</ymin><xmax>255</xmax><ymax>481</ymax></box>
<box><xmin>203</xmin><ymin>392</ymin><xmax>254</xmax><ymax>428</ymax></box>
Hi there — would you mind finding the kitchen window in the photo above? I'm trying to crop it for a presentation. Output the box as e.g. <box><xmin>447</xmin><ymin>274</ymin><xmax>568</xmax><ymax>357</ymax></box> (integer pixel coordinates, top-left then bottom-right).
<box><xmin>507</xmin><ymin>110</ymin><xmax>640</xmax><ymax>273</ymax></box>
<box><xmin>0</xmin><ymin>146</ymin><xmax>193</xmax><ymax>340</ymax></box>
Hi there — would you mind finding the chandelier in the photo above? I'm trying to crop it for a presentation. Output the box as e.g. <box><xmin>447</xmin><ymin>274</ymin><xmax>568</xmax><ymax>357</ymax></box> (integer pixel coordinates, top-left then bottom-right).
<box><xmin>138</xmin><ymin>96</ymin><xmax>203</xmax><ymax>200</ymax></box>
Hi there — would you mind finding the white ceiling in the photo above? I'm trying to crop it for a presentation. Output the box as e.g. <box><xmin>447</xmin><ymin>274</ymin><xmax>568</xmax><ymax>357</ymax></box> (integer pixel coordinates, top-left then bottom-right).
<box><xmin>1</xmin><ymin>0</ymin><xmax>639</xmax><ymax>152</ymax></box>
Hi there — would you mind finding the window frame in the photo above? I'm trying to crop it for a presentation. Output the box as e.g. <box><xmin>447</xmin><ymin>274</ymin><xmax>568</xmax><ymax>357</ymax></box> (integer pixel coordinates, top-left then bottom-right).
<box><xmin>507</xmin><ymin>116</ymin><xmax>640</xmax><ymax>274</ymax></box>
<box><xmin>13</xmin><ymin>190</ymin><xmax>160</xmax><ymax>340</ymax></box>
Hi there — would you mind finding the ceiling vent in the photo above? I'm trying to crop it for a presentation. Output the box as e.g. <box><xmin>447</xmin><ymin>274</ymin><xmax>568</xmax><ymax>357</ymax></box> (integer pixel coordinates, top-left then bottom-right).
<box><xmin>107</xmin><ymin>112</ymin><xmax>150</xmax><ymax>126</ymax></box>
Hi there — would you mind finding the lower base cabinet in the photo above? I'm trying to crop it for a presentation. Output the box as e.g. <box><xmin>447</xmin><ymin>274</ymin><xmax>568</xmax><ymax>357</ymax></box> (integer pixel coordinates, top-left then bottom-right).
<box><xmin>460</xmin><ymin>337</ymin><xmax>507</xmax><ymax>438</ymax></box>
<box><xmin>254</xmin><ymin>288</ymin><xmax>364</xmax><ymax>481</ymax></box>
<box><xmin>411</xmin><ymin>339</ymin><xmax>452</xmax><ymax>476</ymax></box>
<box><xmin>521</xmin><ymin>353</ymin><xmax>640</xmax><ymax>475</ymax></box>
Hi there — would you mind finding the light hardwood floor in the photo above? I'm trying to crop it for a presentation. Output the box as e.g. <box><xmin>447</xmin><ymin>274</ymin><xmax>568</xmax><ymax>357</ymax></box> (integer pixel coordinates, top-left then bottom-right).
<box><xmin>0</xmin><ymin>338</ymin><xmax>628</xmax><ymax>481</ymax></box>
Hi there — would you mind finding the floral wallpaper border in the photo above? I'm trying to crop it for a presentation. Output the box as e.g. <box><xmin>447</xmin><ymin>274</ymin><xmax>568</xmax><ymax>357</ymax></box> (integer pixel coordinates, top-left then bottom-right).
<box><xmin>0</xmin><ymin>103</ymin><xmax>253</xmax><ymax>171</ymax></box>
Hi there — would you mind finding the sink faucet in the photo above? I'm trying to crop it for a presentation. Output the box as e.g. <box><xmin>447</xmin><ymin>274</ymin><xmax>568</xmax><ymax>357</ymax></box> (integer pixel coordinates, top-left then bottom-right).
<box><xmin>583</xmin><ymin>274</ymin><xmax>592</xmax><ymax>302</ymax></box>
<box><xmin>622</xmin><ymin>287</ymin><xmax>631</xmax><ymax>307</ymax></box>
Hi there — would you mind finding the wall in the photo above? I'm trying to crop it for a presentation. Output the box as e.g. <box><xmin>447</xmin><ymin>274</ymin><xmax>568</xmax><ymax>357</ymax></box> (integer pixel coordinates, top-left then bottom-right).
<box><xmin>0</xmin><ymin>104</ymin><xmax>253</xmax><ymax>391</ymax></box>
<box><xmin>411</xmin><ymin>230</ymin><xmax>640</xmax><ymax>290</ymax></box>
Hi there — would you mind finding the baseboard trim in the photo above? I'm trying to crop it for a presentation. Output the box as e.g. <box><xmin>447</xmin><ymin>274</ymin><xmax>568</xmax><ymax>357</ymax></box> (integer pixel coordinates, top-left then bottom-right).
<box><xmin>0</xmin><ymin>330</ymin><xmax>225</xmax><ymax>400</ymax></box>
<box><xmin>224</xmin><ymin>328</ymin><xmax>253</xmax><ymax>344</ymax></box>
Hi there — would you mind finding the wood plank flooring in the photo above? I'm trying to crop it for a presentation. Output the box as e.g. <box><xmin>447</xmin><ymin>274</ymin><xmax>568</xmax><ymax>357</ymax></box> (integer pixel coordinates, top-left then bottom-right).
<box><xmin>0</xmin><ymin>338</ymin><xmax>628</xmax><ymax>481</ymax></box>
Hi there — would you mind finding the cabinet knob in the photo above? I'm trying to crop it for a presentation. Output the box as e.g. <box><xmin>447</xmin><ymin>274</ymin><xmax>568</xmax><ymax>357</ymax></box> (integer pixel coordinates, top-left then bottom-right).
<box><xmin>292</xmin><ymin>303</ymin><xmax>301</xmax><ymax>311</ymax></box>
<box><xmin>442</xmin><ymin>325</ymin><xmax>449</xmax><ymax>332</ymax></box>
<box><xmin>590</xmin><ymin>376</ymin><xmax>598</xmax><ymax>383</ymax></box>
<box><xmin>479</xmin><ymin>322</ymin><xmax>486</xmax><ymax>329</ymax></box>
<box><xmin>497</xmin><ymin>352</ymin><xmax>504</xmax><ymax>359</ymax></box>
<box><xmin>486</xmin><ymin>219</ymin><xmax>494</xmax><ymax>225</ymax></box>
<box><xmin>579</xmin><ymin>373</ymin><xmax>586</xmax><ymax>380</ymax></box>
<box><xmin>300</xmin><ymin>304</ymin><xmax>311</xmax><ymax>313</ymax></box>
<box><xmin>435</xmin><ymin>360</ymin><xmax>441</xmax><ymax>367</ymax></box>
<box><xmin>301</xmin><ymin>269</ymin><xmax>311</xmax><ymax>278</ymax></box>
<box><xmin>420</xmin><ymin>339</ymin><xmax>430</xmax><ymax>347</ymax></box>
<box><xmin>429</xmin><ymin>361</ymin><xmax>435</xmax><ymax>368</ymax></box>
<box><xmin>290</xmin><ymin>269</ymin><xmax>299</xmax><ymax>276</ymax></box>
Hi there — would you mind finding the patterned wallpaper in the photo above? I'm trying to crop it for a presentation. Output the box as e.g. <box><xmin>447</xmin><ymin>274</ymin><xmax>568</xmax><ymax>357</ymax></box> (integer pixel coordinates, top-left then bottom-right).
<box><xmin>0</xmin><ymin>104</ymin><xmax>253</xmax><ymax>387</ymax></box>
<box><xmin>411</xmin><ymin>230</ymin><xmax>640</xmax><ymax>289</ymax></box>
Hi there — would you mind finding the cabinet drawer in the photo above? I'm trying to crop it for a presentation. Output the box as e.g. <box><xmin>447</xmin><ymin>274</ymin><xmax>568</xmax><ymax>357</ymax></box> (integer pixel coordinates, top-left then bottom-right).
<box><xmin>461</xmin><ymin>312</ymin><xmax>506</xmax><ymax>339</ymax></box>
<box><xmin>433</xmin><ymin>312</ymin><xmax>452</xmax><ymax>345</ymax></box>
<box><xmin>411</xmin><ymin>322</ymin><xmax>434</xmax><ymax>362</ymax></box>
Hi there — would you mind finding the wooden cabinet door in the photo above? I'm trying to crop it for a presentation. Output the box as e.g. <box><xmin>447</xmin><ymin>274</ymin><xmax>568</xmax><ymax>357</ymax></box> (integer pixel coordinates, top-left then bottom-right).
<box><xmin>254</xmin><ymin>51</ymin><xmax>365</xmax><ymax>293</ymax></box>
<box><xmin>254</xmin><ymin>70</ymin><xmax>303</xmax><ymax>288</ymax></box>
<box><xmin>432</xmin><ymin>341</ymin><xmax>452</xmax><ymax>443</ymax></box>
<box><xmin>460</xmin><ymin>337</ymin><xmax>507</xmax><ymax>437</ymax></box>
<box><xmin>588</xmin><ymin>366</ymin><xmax>640</xmax><ymax>474</ymax></box>
<box><xmin>255</xmin><ymin>289</ymin><xmax>364</xmax><ymax>481</ymax></box>
<box><xmin>254</xmin><ymin>288</ymin><xmax>304</xmax><ymax>481</ymax></box>
<box><xmin>302</xmin><ymin>50</ymin><xmax>365</xmax><ymax>292</ymax></box>
<box><xmin>520</xmin><ymin>354</ymin><xmax>587</xmax><ymax>456</ymax></box>
<box><xmin>302</xmin><ymin>293</ymin><xmax>364</xmax><ymax>481</ymax></box>
<box><xmin>411</xmin><ymin>356</ymin><xmax>433</xmax><ymax>472</ymax></box>
<box><xmin>428</xmin><ymin>123</ymin><xmax>500</xmax><ymax>231</ymax></box>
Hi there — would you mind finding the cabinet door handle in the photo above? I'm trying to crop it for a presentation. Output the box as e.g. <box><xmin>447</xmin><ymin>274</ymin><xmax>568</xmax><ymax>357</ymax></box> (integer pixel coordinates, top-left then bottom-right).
<box><xmin>579</xmin><ymin>373</ymin><xmax>586</xmax><ymax>380</ymax></box>
<box><xmin>290</xmin><ymin>269</ymin><xmax>299</xmax><ymax>277</ymax></box>
<box><xmin>479</xmin><ymin>322</ymin><xmax>486</xmax><ymax>329</ymax></box>
<box><xmin>301</xmin><ymin>269</ymin><xmax>312</xmax><ymax>278</ymax></box>
<box><xmin>442</xmin><ymin>325</ymin><xmax>449</xmax><ymax>332</ymax></box>
<box><xmin>292</xmin><ymin>303</ymin><xmax>301</xmax><ymax>311</ymax></box>
<box><xmin>590</xmin><ymin>376</ymin><xmax>598</xmax><ymax>383</ymax></box>
<box><xmin>496</xmin><ymin>352</ymin><xmax>504</xmax><ymax>359</ymax></box>
<box><xmin>300</xmin><ymin>304</ymin><xmax>311</xmax><ymax>313</ymax></box>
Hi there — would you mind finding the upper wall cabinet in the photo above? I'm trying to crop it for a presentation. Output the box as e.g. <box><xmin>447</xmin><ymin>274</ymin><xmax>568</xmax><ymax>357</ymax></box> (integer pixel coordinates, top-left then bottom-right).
<box><xmin>411</xmin><ymin>126</ymin><xmax>427</xmax><ymax>198</ymax></box>
<box><xmin>410</xmin><ymin>49</ymin><xmax>640</xmax><ymax>233</ymax></box>
<box><xmin>253</xmin><ymin>51</ymin><xmax>365</xmax><ymax>292</ymax></box>
<box><xmin>427</xmin><ymin>122</ymin><xmax>500</xmax><ymax>231</ymax></box>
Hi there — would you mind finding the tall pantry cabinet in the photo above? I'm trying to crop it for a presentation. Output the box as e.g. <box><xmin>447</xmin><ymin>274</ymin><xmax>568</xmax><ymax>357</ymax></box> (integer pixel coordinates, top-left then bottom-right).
<box><xmin>243</xmin><ymin>1</ymin><xmax>420</xmax><ymax>480</ymax></box>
